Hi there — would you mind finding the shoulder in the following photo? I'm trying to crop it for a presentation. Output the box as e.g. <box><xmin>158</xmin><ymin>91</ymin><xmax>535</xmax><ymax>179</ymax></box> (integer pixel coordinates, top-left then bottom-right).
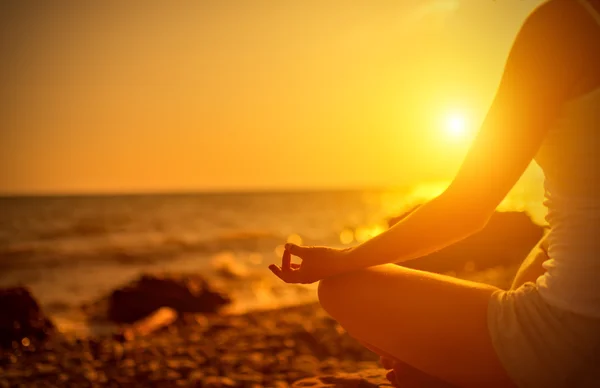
<box><xmin>524</xmin><ymin>0</ymin><xmax>600</xmax><ymax>37</ymax></box>
<box><xmin>501</xmin><ymin>0</ymin><xmax>597</xmax><ymax>96</ymax></box>
<box><xmin>524</xmin><ymin>0</ymin><xmax>600</xmax><ymax>97</ymax></box>
<box><xmin>486</xmin><ymin>0</ymin><xmax>600</xmax><ymax>121</ymax></box>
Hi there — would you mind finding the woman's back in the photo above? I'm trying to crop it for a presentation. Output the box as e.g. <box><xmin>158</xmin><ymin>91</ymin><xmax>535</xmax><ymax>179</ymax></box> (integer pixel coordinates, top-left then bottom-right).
<box><xmin>534</xmin><ymin>0</ymin><xmax>600</xmax><ymax>319</ymax></box>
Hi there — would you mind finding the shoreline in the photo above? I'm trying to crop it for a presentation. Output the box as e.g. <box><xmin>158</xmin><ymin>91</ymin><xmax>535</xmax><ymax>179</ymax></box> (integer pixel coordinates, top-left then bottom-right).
<box><xmin>1</xmin><ymin>206</ymin><xmax>542</xmax><ymax>386</ymax></box>
<box><xmin>35</xmin><ymin>258</ymin><xmax>518</xmax><ymax>339</ymax></box>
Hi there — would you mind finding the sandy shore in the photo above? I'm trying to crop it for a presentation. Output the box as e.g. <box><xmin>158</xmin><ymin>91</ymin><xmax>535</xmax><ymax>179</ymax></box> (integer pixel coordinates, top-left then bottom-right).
<box><xmin>0</xmin><ymin>262</ymin><xmax>521</xmax><ymax>388</ymax></box>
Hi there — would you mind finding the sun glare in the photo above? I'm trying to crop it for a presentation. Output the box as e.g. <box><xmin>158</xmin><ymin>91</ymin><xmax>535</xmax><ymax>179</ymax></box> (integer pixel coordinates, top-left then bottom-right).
<box><xmin>444</xmin><ymin>112</ymin><xmax>468</xmax><ymax>139</ymax></box>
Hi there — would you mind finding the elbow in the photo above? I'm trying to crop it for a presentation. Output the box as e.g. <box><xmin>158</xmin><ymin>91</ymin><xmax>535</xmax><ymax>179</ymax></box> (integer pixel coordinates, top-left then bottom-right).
<box><xmin>455</xmin><ymin>208</ymin><xmax>489</xmax><ymax>238</ymax></box>
<box><xmin>462</xmin><ymin>204</ymin><xmax>494</xmax><ymax>236</ymax></box>
<box><xmin>469</xmin><ymin>212</ymin><xmax>490</xmax><ymax>234</ymax></box>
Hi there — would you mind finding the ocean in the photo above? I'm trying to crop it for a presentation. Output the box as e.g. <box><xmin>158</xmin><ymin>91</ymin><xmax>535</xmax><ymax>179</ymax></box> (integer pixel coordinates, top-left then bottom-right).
<box><xmin>0</xmin><ymin>183</ymin><xmax>547</xmax><ymax>334</ymax></box>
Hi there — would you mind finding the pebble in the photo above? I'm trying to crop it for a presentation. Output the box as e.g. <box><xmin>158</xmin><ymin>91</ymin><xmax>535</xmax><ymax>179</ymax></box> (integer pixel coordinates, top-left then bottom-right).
<box><xmin>121</xmin><ymin>358</ymin><xmax>135</xmax><ymax>369</ymax></box>
<box><xmin>165</xmin><ymin>358</ymin><xmax>197</xmax><ymax>372</ymax></box>
<box><xmin>202</xmin><ymin>376</ymin><xmax>236</xmax><ymax>387</ymax></box>
<box><xmin>4</xmin><ymin>369</ymin><xmax>28</xmax><ymax>379</ymax></box>
<box><xmin>58</xmin><ymin>373</ymin><xmax>69</xmax><ymax>383</ymax></box>
<box><xmin>83</xmin><ymin>367</ymin><xmax>98</xmax><ymax>382</ymax></box>
<box><xmin>164</xmin><ymin>369</ymin><xmax>182</xmax><ymax>380</ymax></box>
<box><xmin>293</xmin><ymin>354</ymin><xmax>320</xmax><ymax>376</ymax></box>
<box><xmin>35</xmin><ymin>363</ymin><xmax>58</xmax><ymax>375</ymax></box>
<box><xmin>187</xmin><ymin>370</ymin><xmax>204</xmax><ymax>382</ymax></box>
<box><xmin>230</xmin><ymin>372</ymin><xmax>264</xmax><ymax>385</ymax></box>
<box><xmin>292</xmin><ymin>369</ymin><xmax>393</xmax><ymax>387</ymax></box>
<box><xmin>147</xmin><ymin>360</ymin><xmax>161</xmax><ymax>372</ymax></box>
<box><xmin>112</xmin><ymin>343</ymin><xmax>124</xmax><ymax>360</ymax></box>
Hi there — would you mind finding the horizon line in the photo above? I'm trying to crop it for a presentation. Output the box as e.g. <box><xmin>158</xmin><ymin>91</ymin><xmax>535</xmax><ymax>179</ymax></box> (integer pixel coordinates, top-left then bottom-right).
<box><xmin>0</xmin><ymin>183</ymin><xmax>425</xmax><ymax>199</ymax></box>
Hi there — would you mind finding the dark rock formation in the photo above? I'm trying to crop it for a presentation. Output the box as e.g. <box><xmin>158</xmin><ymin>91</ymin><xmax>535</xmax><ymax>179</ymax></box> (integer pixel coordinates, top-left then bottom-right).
<box><xmin>388</xmin><ymin>206</ymin><xmax>545</xmax><ymax>274</ymax></box>
<box><xmin>106</xmin><ymin>273</ymin><xmax>231</xmax><ymax>323</ymax></box>
<box><xmin>0</xmin><ymin>287</ymin><xmax>54</xmax><ymax>348</ymax></box>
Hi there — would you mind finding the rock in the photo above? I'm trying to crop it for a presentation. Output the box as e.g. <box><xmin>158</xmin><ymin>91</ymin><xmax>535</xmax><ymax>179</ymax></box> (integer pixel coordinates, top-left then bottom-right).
<box><xmin>105</xmin><ymin>273</ymin><xmax>231</xmax><ymax>323</ymax></box>
<box><xmin>120</xmin><ymin>307</ymin><xmax>178</xmax><ymax>340</ymax></box>
<box><xmin>389</xmin><ymin>208</ymin><xmax>544</xmax><ymax>277</ymax></box>
<box><xmin>292</xmin><ymin>369</ymin><xmax>393</xmax><ymax>387</ymax></box>
<box><xmin>0</xmin><ymin>287</ymin><xmax>54</xmax><ymax>349</ymax></box>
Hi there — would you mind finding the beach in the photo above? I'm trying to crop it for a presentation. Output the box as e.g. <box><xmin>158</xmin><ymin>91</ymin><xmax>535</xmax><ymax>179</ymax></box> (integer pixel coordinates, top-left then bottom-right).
<box><xmin>2</xmin><ymin>301</ymin><xmax>381</xmax><ymax>387</ymax></box>
<box><xmin>0</xmin><ymin>188</ymin><xmax>545</xmax><ymax>387</ymax></box>
<box><xmin>0</xmin><ymin>264</ymin><xmax>523</xmax><ymax>388</ymax></box>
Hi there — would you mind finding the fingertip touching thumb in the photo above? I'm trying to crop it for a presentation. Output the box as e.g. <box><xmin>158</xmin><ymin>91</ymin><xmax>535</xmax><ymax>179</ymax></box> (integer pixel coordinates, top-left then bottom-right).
<box><xmin>285</xmin><ymin>243</ymin><xmax>302</xmax><ymax>254</ymax></box>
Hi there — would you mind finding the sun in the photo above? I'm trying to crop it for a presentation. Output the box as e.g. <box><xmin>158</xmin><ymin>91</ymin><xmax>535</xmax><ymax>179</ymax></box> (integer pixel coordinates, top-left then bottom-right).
<box><xmin>444</xmin><ymin>112</ymin><xmax>468</xmax><ymax>139</ymax></box>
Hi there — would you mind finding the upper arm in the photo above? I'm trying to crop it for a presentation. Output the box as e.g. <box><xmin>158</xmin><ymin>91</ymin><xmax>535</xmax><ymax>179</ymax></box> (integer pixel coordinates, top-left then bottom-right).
<box><xmin>444</xmin><ymin>0</ymin><xmax>587</xmax><ymax>224</ymax></box>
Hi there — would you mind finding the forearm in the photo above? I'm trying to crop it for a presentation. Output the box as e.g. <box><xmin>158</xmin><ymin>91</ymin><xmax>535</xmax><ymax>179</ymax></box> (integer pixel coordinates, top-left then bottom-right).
<box><xmin>346</xmin><ymin>193</ymin><xmax>486</xmax><ymax>269</ymax></box>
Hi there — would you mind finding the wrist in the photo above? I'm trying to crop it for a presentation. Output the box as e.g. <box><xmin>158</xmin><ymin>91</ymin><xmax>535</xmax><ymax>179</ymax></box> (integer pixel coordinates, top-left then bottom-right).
<box><xmin>342</xmin><ymin>245</ymin><xmax>364</xmax><ymax>270</ymax></box>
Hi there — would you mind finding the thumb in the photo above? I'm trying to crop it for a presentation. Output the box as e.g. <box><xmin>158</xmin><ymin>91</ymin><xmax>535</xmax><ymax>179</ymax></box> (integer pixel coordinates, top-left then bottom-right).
<box><xmin>285</xmin><ymin>243</ymin><xmax>309</xmax><ymax>257</ymax></box>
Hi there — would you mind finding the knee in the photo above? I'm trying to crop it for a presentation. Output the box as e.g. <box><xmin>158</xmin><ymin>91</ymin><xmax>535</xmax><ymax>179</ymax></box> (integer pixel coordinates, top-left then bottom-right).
<box><xmin>317</xmin><ymin>276</ymin><xmax>339</xmax><ymax>313</ymax></box>
<box><xmin>317</xmin><ymin>268</ymin><xmax>377</xmax><ymax>315</ymax></box>
<box><xmin>317</xmin><ymin>273</ymin><xmax>354</xmax><ymax>316</ymax></box>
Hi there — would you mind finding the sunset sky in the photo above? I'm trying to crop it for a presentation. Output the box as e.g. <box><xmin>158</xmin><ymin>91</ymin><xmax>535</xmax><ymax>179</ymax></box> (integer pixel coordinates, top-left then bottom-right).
<box><xmin>0</xmin><ymin>0</ymin><xmax>544</xmax><ymax>195</ymax></box>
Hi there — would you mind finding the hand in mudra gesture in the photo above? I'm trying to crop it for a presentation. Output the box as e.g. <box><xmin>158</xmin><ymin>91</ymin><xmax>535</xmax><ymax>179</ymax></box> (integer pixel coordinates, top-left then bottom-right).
<box><xmin>268</xmin><ymin>243</ymin><xmax>353</xmax><ymax>284</ymax></box>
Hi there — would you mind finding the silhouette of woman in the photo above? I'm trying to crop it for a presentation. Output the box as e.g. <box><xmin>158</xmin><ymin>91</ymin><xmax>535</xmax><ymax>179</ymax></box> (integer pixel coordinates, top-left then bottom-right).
<box><xmin>270</xmin><ymin>1</ymin><xmax>600</xmax><ymax>386</ymax></box>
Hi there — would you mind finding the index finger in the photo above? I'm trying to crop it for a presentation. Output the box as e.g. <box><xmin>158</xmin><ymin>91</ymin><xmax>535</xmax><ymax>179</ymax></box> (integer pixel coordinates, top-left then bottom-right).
<box><xmin>282</xmin><ymin>249</ymin><xmax>292</xmax><ymax>272</ymax></box>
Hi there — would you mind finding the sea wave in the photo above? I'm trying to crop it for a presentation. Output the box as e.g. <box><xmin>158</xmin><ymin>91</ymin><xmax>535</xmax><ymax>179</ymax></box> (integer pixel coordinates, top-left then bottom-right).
<box><xmin>35</xmin><ymin>219</ymin><xmax>115</xmax><ymax>241</ymax></box>
<box><xmin>0</xmin><ymin>230</ymin><xmax>287</xmax><ymax>273</ymax></box>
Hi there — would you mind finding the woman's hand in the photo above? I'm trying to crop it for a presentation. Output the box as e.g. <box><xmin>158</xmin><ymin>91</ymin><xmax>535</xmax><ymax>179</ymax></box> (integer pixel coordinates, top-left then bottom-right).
<box><xmin>268</xmin><ymin>243</ymin><xmax>353</xmax><ymax>284</ymax></box>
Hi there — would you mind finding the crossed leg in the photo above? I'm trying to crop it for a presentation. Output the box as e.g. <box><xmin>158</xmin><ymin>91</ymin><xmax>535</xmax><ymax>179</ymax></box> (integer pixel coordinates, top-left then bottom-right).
<box><xmin>358</xmin><ymin>339</ymin><xmax>455</xmax><ymax>387</ymax></box>
<box><xmin>510</xmin><ymin>230</ymin><xmax>549</xmax><ymax>291</ymax></box>
<box><xmin>317</xmin><ymin>264</ymin><xmax>516</xmax><ymax>388</ymax></box>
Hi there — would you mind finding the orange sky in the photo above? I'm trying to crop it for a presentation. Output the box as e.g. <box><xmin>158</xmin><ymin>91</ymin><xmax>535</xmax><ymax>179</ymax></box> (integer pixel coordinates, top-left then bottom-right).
<box><xmin>0</xmin><ymin>0</ymin><xmax>544</xmax><ymax>195</ymax></box>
